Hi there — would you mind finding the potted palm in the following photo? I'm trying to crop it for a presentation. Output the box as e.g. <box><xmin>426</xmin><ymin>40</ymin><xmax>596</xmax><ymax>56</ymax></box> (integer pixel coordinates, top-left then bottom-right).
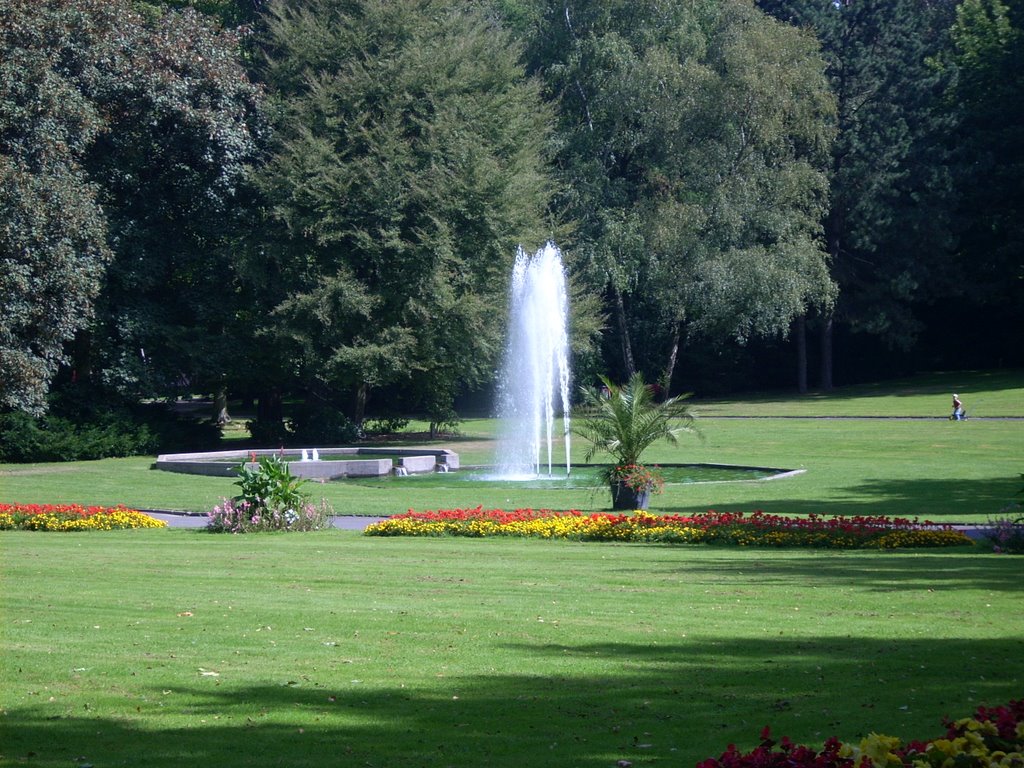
<box><xmin>575</xmin><ymin>373</ymin><xmax>697</xmax><ymax>510</ymax></box>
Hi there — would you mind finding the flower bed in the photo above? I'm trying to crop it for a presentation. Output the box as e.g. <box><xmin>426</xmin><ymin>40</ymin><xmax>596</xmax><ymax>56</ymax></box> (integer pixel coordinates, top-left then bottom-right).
<box><xmin>0</xmin><ymin>503</ymin><xmax>167</xmax><ymax>531</ymax></box>
<box><xmin>207</xmin><ymin>498</ymin><xmax>333</xmax><ymax>533</ymax></box>
<box><xmin>364</xmin><ymin>508</ymin><xmax>973</xmax><ymax>548</ymax></box>
<box><xmin>697</xmin><ymin>699</ymin><xmax>1023</xmax><ymax>768</ymax></box>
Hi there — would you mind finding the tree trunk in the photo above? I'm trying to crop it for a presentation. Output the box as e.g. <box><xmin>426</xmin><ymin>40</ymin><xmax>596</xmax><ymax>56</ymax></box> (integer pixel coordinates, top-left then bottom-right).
<box><xmin>352</xmin><ymin>382</ymin><xmax>369</xmax><ymax>426</ymax></box>
<box><xmin>794</xmin><ymin>315</ymin><xmax>807</xmax><ymax>394</ymax></box>
<box><xmin>663</xmin><ymin>320</ymin><xmax>683</xmax><ymax>396</ymax></box>
<box><xmin>72</xmin><ymin>329</ymin><xmax>92</xmax><ymax>384</ymax></box>
<box><xmin>213</xmin><ymin>384</ymin><xmax>231</xmax><ymax>425</ymax></box>
<box><xmin>823</xmin><ymin>197</ymin><xmax>841</xmax><ymax>394</ymax></box>
<box><xmin>819</xmin><ymin>314</ymin><xmax>834</xmax><ymax>391</ymax></box>
<box><xmin>613</xmin><ymin>285</ymin><xmax>636</xmax><ymax>377</ymax></box>
<box><xmin>256</xmin><ymin>388</ymin><xmax>283</xmax><ymax>424</ymax></box>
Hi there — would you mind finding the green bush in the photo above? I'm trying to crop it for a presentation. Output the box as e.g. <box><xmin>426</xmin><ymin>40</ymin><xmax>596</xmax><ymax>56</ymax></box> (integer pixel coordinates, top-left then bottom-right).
<box><xmin>234</xmin><ymin>454</ymin><xmax>309</xmax><ymax>513</ymax></box>
<box><xmin>0</xmin><ymin>384</ymin><xmax>221</xmax><ymax>462</ymax></box>
<box><xmin>245</xmin><ymin>418</ymin><xmax>290</xmax><ymax>446</ymax></box>
<box><xmin>207</xmin><ymin>454</ymin><xmax>332</xmax><ymax>533</ymax></box>
<box><xmin>0</xmin><ymin>410</ymin><xmax>157</xmax><ymax>462</ymax></box>
<box><xmin>362</xmin><ymin>416</ymin><xmax>410</xmax><ymax>436</ymax></box>
<box><xmin>288</xmin><ymin>403</ymin><xmax>360</xmax><ymax>445</ymax></box>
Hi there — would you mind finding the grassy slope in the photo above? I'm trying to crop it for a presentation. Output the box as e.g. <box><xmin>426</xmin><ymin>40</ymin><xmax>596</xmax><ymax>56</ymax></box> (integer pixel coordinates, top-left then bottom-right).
<box><xmin>0</xmin><ymin>370</ymin><xmax>1022</xmax><ymax>521</ymax></box>
<box><xmin>2</xmin><ymin>531</ymin><xmax>1021</xmax><ymax>768</ymax></box>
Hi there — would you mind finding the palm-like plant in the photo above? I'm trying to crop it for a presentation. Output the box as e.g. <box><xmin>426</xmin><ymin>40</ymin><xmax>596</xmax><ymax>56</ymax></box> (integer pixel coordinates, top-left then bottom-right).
<box><xmin>575</xmin><ymin>373</ymin><xmax>697</xmax><ymax>490</ymax></box>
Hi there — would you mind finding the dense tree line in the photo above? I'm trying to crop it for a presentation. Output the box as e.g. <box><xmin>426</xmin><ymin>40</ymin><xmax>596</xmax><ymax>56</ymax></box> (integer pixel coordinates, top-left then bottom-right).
<box><xmin>1</xmin><ymin>0</ymin><xmax>1021</xmax><ymax>456</ymax></box>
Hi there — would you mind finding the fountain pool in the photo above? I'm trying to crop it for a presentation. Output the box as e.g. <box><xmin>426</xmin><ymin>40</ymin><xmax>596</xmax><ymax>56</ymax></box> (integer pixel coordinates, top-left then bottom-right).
<box><xmin>153</xmin><ymin>447</ymin><xmax>459</xmax><ymax>480</ymax></box>
<box><xmin>326</xmin><ymin>463</ymin><xmax>801</xmax><ymax>489</ymax></box>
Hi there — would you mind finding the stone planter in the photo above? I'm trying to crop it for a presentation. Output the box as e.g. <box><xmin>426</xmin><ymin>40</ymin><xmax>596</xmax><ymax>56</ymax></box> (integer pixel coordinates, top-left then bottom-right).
<box><xmin>610</xmin><ymin>480</ymin><xmax>651</xmax><ymax>511</ymax></box>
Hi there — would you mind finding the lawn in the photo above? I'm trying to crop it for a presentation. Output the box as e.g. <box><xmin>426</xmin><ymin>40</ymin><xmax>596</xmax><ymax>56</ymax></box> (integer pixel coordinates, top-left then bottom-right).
<box><xmin>2</xmin><ymin>371</ymin><xmax>1023</xmax><ymax>767</ymax></box>
<box><xmin>1</xmin><ymin>369</ymin><xmax>1021</xmax><ymax>522</ymax></box>
<box><xmin>2</xmin><ymin>531</ymin><xmax>1021</xmax><ymax>768</ymax></box>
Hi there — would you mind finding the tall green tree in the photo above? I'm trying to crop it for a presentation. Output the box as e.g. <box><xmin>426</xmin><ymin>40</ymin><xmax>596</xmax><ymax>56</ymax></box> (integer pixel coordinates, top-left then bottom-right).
<box><xmin>1</xmin><ymin>0</ymin><xmax>265</xmax><ymax>416</ymax></box>
<box><xmin>82</xmin><ymin>7</ymin><xmax>266</xmax><ymax>406</ymax></box>
<box><xmin>520</xmin><ymin>0</ymin><xmax>836</xmax><ymax>393</ymax></box>
<box><xmin>946</xmin><ymin>0</ymin><xmax>1024</xmax><ymax>337</ymax></box>
<box><xmin>255</xmin><ymin>0</ymin><xmax>555</xmax><ymax>424</ymax></box>
<box><xmin>757</xmin><ymin>0</ymin><xmax>958</xmax><ymax>389</ymax></box>
<box><xmin>0</xmin><ymin>1</ymin><xmax>118</xmax><ymax>414</ymax></box>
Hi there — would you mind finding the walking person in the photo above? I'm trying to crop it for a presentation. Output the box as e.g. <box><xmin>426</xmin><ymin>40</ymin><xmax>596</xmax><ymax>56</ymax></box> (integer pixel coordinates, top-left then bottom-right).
<box><xmin>951</xmin><ymin>393</ymin><xmax>965</xmax><ymax>420</ymax></box>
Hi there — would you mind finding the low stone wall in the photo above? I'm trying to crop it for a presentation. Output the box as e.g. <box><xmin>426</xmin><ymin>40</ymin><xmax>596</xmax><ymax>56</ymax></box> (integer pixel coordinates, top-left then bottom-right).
<box><xmin>397</xmin><ymin>455</ymin><xmax>437</xmax><ymax>474</ymax></box>
<box><xmin>153</xmin><ymin>447</ymin><xmax>460</xmax><ymax>479</ymax></box>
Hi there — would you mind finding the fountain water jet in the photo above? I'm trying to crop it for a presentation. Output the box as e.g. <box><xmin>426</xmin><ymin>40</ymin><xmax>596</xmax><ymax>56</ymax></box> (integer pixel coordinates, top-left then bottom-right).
<box><xmin>494</xmin><ymin>243</ymin><xmax>572</xmax><ymax>478</ymax></box>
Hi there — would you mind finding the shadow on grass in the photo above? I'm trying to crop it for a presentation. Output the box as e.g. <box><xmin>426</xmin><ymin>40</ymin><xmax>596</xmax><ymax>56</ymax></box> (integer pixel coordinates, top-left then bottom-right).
<box><xmin>845</xmin><ymin>369</ymin><xmax>1024</xmax><ymax>398</ymax></box>
<box><xmin>5</xmin><ymin>634</ymin><xmax>1021</xmax><ymax>768</ymax></box>
<box><xmin>662</xmin><ymin>475</ymin><xmax>1022</xmax><ymax>521</ymax></box>
<box><xmin>771</xmin><ymin>369</ymin><xmax>1024</xmax><ymax>401</ymax></box>
<box><xmin>617</xmin><ymin>549</ymin><xmax>1019</xmax><ymax>592</ymax></box>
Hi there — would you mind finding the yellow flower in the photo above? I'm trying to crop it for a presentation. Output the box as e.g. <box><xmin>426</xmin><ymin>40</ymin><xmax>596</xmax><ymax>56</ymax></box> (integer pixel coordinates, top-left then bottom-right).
<box><xmin>858</xmin><ymin>733</ymin><xmax>904</xmax><ymax>768</ymax></box>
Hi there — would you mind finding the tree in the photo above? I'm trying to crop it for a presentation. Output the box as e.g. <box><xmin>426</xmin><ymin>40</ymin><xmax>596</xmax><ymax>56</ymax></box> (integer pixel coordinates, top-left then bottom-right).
<box><xmin>575</xmin><ymin>372</ymin><xmax>696</xmax><ymax>469</ymax></box>
<box><xmin>521</xmin><ymin>0</ymin><xmax>836</xmax><ymax>394</ymax></box>
<box><xmin>574</xmin><ymin>372</ymin><xmax>697</xmax><ymax>509</ymax></box>
<box><xmin>946</xmin><ymin>0</ymin><xmax>1024</xmax><ymax>345</ymax></box>
<box><xmin>133</xmin><ymin>0</ymin><xmax>267</xmax><ymax>27</ymax></box>
<box><xmin>255</xmin><ymin>0</ymin><xmax>555</xmax><ymax>424</ymax></box>
<box><xmin>0</xmin><ymin>1</ymin><xmax>118</xmax><ymax>414</ymax></box>
<box><xmin>82</xmin><ymin>7</ymin><xmax>266</xmax><ymax>409</ymax></box>
<box><xmin>757</xmin><ymin>0</ymin><xmax>959</xmax><ymax>388</ymax></box>
<box><xmin>0</xmin><ymin>0</ymin><xmax>265</xmax><ymax>417</ymax></box>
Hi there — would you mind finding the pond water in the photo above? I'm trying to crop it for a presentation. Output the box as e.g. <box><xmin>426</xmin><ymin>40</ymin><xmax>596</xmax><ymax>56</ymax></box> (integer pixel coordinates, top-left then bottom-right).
<box><xmin>344</xmin><ymin>464</ymin><xmax>779</xmax><ymax>489</ymax></box>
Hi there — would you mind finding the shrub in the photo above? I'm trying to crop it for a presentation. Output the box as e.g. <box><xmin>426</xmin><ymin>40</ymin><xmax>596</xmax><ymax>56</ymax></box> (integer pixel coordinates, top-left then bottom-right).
<box><xmin>0</xmin><ymin>410</ymin><xmax>158</xmax><ymax>462</ymax></box>
<box><xmin>980</xmin><ymin>514</ymin><xmax>1024</xmax><ymax>554</ymax></box>
<box><xmin>207</xmin><ymin>453</ymin><xmax>332</xmax><ymax>533</ymax></box>
<box><xmin>980</xmin><ymin>472</ymin><xmax>1024</xmax><ymax>553</ymax></box>
<box><xmin>288</xmin><ymin>403</ymin><xmax>360</xmax><ymax>444</ymax></box>
<box><xmin>245</xmin><ymin>417</ymin><xmax>289</xmax><ymax>446</ymax></box>
<box><xmin>132</xmin><ymin>402</ymin><xmax>221</xmax><ymax>452</ymax></box>
<box><xmin>362</xmin><ymin>416</ymin><xmax>410</xmax><ymax>436</ymax></box>
<box><xmin>206</xmin><ymin>497</ymin><xmax>332</xmax><ymax>533</ymax></box>
<box><xmin>0</xmin><ymin>382</ymin><xmax>221</xmax><ymax>462</ymax></box>
<box><xmin>234</xmin><ymin>453</ymin><xmax>308</xmax><ymax>513</ymax></box>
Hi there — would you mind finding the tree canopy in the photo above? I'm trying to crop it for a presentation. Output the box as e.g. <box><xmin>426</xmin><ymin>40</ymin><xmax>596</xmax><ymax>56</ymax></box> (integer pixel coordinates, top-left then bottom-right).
<box><xmin>947</xmin><ymin>0</ymin><xmax>1024</xmax><ymax>319</ymax></box>
<box><xmin>756</xmin><ymin>0</ymin><xmax>962</xmax><ymax>387</ymax></box>
<box><xmin>3</xmin><ymin>0</ymin><xmax>1022</xmax><ymax>447</ymax></box>
<box><xmin>254</xmin><ymin>0</ymin><xmax>555</xmax><ymax>423</ymax></box>
<box><xmin>1</xmin><ymin>1</ymin><xmax>120</xmax><ymax>414</ymax></box>
<box><xmin>521</xmin><ymin>0</ymin><xmax>837</xmax><ymax>390</ymax></box>
<box><xmin>0</xmin><ymin>0</ymin><xmax>265</xmax><ymax>415</ymax></box>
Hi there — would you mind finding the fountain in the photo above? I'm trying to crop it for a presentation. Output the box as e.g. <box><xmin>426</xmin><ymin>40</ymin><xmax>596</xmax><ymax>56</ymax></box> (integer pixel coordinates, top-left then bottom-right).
<box><xmin>493</xmin><ymin>242</ymin><xmax>572</xmax><ymax>478</ymax></box>
<box><xmin>153</xmin><ymin>245</ymin><xmax>804</xmax><ymax>491</ymax></box>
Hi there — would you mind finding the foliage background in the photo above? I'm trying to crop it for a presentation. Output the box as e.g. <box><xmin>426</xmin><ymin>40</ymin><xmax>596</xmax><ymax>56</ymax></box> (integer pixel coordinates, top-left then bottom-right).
<box><xmin>1</xmin><ymin>0</ymin><xmax>1022</xmax><ymax>443</ymax></box>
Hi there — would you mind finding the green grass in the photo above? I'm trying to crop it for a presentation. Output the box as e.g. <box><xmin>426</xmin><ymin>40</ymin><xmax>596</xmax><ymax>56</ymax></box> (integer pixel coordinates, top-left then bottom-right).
<box><xmin>3</xmin><ymin>372</ymin><xmax>1023</xmax><ymax>766</ymax></box>
<box><xmin>2</xmin><ymin>530</ymin><xmax>1021</xmax><ymax>768</ymax></box>
<box><xmin>2</xmin><ymin>370</ymin><xmax>1021</xmax><ymax>521</ymax></box>
<box><xmin>690</xmin><ymin>369</ymin><xmax>1024</xmax><ymax>417</ymax></box>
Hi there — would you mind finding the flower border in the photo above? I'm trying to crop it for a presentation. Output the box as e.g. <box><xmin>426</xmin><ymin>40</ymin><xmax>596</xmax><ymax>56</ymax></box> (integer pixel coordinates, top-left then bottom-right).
<box><xmin>697</xmin><ymin>700</ymin><xmax>1024</xmax><ymax>768</ymax></box>
<box><xmin>364</xmin><ymin>507</ymin><xmax>973</xmax><ymax>548</ymax></box>
<box><xmin>0</xmin><ymin>503</ymin><xmax>166</xmax><ymax>531</ymax></box>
